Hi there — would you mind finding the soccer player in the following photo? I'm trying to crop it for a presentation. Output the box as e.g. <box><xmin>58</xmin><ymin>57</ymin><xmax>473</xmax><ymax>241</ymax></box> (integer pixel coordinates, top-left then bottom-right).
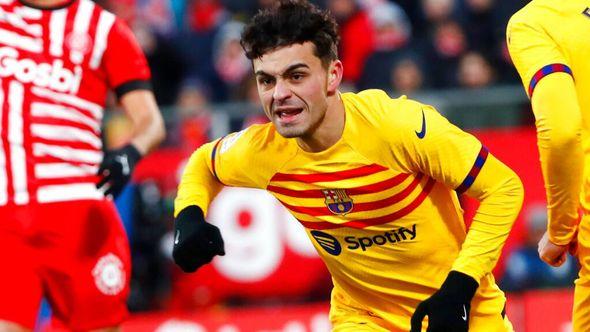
<box><xmin>0</xmin><ymin>0</ymin><xmax>165</xmax><ymax>331</ymax></box>
<box><xmin>173</xmin><ymin>1</ymin><xmax>523</xmax><ymax>331</ymax></box>
<box><xmin>507</xmin><ymin>1</ymin><xmax>590</xmax><ymax>330</ymax></box>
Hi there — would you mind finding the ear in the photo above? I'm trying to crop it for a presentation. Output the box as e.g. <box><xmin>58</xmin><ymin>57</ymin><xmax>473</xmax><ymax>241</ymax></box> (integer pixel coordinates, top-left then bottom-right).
<box><xmin>327</xmin><ymin>60</ymin><xmax>343</xmax><ymax>94</ymax></box>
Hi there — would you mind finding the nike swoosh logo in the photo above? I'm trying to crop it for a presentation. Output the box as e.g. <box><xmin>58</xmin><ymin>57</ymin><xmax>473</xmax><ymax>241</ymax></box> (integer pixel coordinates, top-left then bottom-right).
<box><xmin>415</xmin><ymin>109</ymin><xmax>426</xmax><ymax>139</ymax></box>
<box><xmin>174</xmin><ymin>230</ymin><xmax>180</xmax><ymax>245</ymax></box>
<box><xmin>461</xmin><ymin>305</ymin><xmax>467</xmax><ymax>321</ymax></box>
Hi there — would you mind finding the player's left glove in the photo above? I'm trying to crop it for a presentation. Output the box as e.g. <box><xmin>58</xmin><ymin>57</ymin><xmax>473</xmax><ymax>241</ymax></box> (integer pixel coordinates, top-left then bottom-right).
<box><xmin>97</xmin><ymin>144</ymin><xmax>142</xmax><ymax>198</ymax></box>
<box><xmin>172</xmin><ymin>205</ymin><xmax>225</xmax><ymax>272</ymax></box>
<box><xmin>410</xmin><ymin>271</ymin><xmax>478</xmax><ymax>332</ymax></box>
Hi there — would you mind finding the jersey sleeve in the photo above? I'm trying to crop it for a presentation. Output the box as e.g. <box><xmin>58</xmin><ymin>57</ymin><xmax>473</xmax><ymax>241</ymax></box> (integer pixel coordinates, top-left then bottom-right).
<box><xmin>175</xmin><ymin>141</ymin><xmax>223</xmax><ymax>217</ymax></box>
<box><xmin>383</xmin><ymin>97</ymin><xmax>524</xmax><ymax>281</ymax></box>
<box><xmin>506</xmin><ymin>11</ymin><xmax>573</xmax><ymax>98</ymax></box>
<box><xmin>507</xmin><ymin>12</ymin><xmax>582</xmax><ymax>245</ymax></box>
<box><xmin>175</xmin><ymin>125</ymin><xmax>284</xmax><ymax>216</ymax></box>
<box><xmin>102</xmin><ymin>18</ymin><xmax>152</xmax><ymax>99</ymax></box>
<box><xmin>385</xmin><ymin>99</ymin><xmax>484</xmax><ymax>190</ymax></box>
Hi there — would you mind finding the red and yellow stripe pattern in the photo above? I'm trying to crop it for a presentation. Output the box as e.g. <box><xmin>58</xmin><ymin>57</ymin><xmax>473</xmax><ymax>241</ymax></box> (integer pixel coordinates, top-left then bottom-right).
<box><xmin>267</xmin><ymin>163</ymin><xmax>435</xmax><ymax>230</ymax></box>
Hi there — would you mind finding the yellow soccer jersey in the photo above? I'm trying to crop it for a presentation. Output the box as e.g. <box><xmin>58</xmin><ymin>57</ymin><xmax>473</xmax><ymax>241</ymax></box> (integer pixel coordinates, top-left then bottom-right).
<box><xmin>175</xmin><ymin>90</ymin><xmax>523</xmax><ymax>331</ymax></box>
<box><xmin>507</xmin><ymin>0</ymin><xmax>590</xmax><ymax>245</ymax></box>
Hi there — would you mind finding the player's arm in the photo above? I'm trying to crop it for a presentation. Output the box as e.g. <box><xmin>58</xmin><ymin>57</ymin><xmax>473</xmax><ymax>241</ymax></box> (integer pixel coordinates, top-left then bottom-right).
<box><xmin>398</xmin><ymin>103</ymin><xmax>523</xmax><ymax>332</ymax></box>
<box><xmin>120</xmin><ymin>90</ymin><xmax>165</xmax><ymax>156</ymax></box>
<box><xmin>173</xmin><ymin>126</ymin><xmax>277</xmax><ymax>272</ymax></box>
<box><xmin>97</xmin><ymin>17</ymin><xmax>165</xmax><ymax>198</ymax></box>
<box><xmin>406</xmin><ymin>105</ymin><xmax>524</xmax><ymax>279</ymax></box>
<box><xmin>454</xmin><ymin>151</ymin><xmax>524</xmax><ymax>278</ymax></box>
<box><xmin>173</xmin><ymin>142</ymin><xmax>226</xmax><ymax>272</ymax></box>
<box><xmin>507</xmin><ymin>17</ymin><xmax>582</xmax><ymax>250</ymax></box>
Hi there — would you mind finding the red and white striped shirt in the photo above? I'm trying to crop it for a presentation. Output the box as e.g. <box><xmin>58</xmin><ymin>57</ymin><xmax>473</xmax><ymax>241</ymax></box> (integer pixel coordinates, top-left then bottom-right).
<box><xmin>0</xmin><ymin>0</ymin><xmax>151</xmax><ymax>205</ymax></box>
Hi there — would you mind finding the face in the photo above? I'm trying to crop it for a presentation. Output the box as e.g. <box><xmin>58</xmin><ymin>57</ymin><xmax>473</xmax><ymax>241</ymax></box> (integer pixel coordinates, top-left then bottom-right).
<box><xmin>253</xmin><ymin>42</ymin><xmax>340</xmax><ymax>139</ymax></box>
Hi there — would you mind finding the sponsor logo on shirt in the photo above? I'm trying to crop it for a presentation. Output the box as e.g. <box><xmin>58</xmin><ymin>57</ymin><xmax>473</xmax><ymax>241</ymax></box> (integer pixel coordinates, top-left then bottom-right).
<box><xmin>0</xmin><ymin>46</ymin><xmax>82</xmax><ymax>94</ymax></box>
<box><xmin>311</xmin><ymin>230</ymin><xmax>341</xmax><ymax>256</ymax></box>
<box><xmin>311</xmin><ymin>224</ymin><xmax>417</xmax><ymax>256</ymax></box>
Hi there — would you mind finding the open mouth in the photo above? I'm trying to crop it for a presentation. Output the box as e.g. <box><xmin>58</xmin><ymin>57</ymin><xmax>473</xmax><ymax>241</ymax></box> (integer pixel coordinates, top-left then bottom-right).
<box><xmin>275</xmin><ymin>108</ymin><xmax>303</xmax><ymax>121</ymax></box>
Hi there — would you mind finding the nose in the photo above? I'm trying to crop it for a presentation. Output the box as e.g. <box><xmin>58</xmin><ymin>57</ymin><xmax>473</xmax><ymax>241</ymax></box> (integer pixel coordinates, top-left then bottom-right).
<box><xmin>272</xmin><ymin>79</ymin><xmax>292</xmax><ymax>103</ymax></box>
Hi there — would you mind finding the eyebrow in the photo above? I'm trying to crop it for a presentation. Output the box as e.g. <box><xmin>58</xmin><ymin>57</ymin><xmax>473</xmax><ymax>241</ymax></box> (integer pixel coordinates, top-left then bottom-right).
<box><xmin>255</xmin><ymin>63</ymin><xmax>310</xmax><ymax>77</ymax></box>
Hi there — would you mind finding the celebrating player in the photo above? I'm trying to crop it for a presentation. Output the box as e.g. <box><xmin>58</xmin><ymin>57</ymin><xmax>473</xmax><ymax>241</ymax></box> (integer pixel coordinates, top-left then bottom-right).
<box><xmin>0</xmin><ymin>0</ymin><xmax>165</xmax><ymax>331</ymax></box>
<box><xmin>507</xmin><ymin>1</ymin><xmax>590</xmax><ymax>330</ymax></box>
<box><xmin>173</xmin><ymin>1</ymin><xmax>522</xmax><ymax>331</ymax></box>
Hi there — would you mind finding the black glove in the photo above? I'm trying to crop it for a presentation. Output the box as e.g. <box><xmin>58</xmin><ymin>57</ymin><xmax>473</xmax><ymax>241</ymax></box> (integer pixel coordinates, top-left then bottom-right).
<box><xmin>97</xmin><ymin>144</ymin><xmax>142</xmax><ymax>199</ymax></box>
<box><xmin>410</xmin><ymin>271</ymin><xmax>478</xmax><ymax>332</ymax></box>
<box><xmin>172</xmin><ymin>205</ymin><xmax>225</xmax><ymax>272</ymax></box>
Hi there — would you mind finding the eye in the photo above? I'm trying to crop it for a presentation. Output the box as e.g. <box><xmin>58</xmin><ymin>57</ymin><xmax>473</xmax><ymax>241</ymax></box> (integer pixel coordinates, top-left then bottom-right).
<box><xmin>258</xmin><ymin>76</ymin><xmax>274</xmax><ymax>86</ymax></box>
<box><xmin>291</xmin><ymin>72</ymin><xmax>304</xmax><ymax>80</ymax></box>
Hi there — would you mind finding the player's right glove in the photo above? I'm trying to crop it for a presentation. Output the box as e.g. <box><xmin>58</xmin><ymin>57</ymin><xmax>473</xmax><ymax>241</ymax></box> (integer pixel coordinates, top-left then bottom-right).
<box><xmin>172</xmin><ymin>205</ymin><xmax>225</xmax><ymax>272</ymax></box>
<box><xmin>410</xmin><ymin>271</ymin><xmax>478</xmax><ymax>332</ymax></box>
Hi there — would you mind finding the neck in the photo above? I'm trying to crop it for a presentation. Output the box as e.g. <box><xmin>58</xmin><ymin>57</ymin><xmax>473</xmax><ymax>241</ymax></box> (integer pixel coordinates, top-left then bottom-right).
<box><xmin>296</xmin><ymin>92</ymin><xmax>345</xmax><ymax>152</ymax></box>
<box><xmin>19</xmin><ymin>0</ymin><xmax>74</xmax><ymax>9</ymax></box>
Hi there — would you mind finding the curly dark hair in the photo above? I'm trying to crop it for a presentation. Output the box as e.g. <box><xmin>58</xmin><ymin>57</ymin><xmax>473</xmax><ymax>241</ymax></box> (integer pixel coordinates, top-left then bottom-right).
<box><xmin>240</xmin><ymin>0</ymin><xmax>340</xmax><ymax>68</ymax></box>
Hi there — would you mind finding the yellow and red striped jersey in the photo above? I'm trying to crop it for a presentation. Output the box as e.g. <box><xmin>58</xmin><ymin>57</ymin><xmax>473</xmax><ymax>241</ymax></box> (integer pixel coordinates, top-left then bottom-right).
<box><xmin>175</xmin><ymin>89</ymin><xmax>523</xmax><ymax>330</ymax></box>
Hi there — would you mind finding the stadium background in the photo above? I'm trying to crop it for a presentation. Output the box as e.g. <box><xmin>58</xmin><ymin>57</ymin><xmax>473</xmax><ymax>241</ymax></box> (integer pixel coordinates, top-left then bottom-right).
<box><xmin>36</xmin><ymin>0</ymin><xmax>577</xmax><ymax>331</ymax></box>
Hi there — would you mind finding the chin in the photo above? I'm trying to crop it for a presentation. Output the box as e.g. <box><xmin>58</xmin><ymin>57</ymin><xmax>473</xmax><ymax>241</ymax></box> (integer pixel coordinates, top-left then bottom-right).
<box><xmin>276</xmin><ymin>130</ymin><xmax>302</xmax><ymax>139</ymax></box>
<box><xmin>274</xmin><ymin>124</ymin><xmax>307</xmax><ymax>138</ymax></box>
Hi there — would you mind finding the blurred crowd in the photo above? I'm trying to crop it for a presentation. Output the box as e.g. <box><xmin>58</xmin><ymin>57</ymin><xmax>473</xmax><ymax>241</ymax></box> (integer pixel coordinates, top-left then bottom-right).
<box><xmin>90</xmin><ymin>0</ymin><xmax>582</xmax><ymax>313</ymax></box>
<box><xmin>96</xmin><ymin>0</ymin><xmax>529</xmax><ymax>107</ymax></box>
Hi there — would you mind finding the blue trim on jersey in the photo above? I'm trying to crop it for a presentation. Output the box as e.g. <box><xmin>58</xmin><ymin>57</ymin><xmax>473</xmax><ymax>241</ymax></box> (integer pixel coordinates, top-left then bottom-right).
<box><xmin>456</xmin><ymin>146</ymin><xmax>489</xmax><ymax>194</ymax></box>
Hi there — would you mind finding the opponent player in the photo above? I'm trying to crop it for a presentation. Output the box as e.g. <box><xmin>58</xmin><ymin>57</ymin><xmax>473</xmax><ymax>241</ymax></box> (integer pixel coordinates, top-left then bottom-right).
<box><xmin>173</xmin><ymin>1</ymin><xmax>523</xmax><ymax>331</ymax></box>
<box><xmin>0</xmin><ymin>0</ymin><xmax>165</xmax><ymax>331</ymax></box>
<box><xmin>507</xmin><ymin>1</ymin><xmax>590</xmax><ymax>330</ymax></box>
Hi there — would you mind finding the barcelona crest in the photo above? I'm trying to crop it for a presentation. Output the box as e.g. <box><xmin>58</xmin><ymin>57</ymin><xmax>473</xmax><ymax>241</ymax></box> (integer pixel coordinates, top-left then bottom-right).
<box><xmin>322</xmin><ymin>189</ymin><xmax>354</xmax><ymax>215</ymax></box>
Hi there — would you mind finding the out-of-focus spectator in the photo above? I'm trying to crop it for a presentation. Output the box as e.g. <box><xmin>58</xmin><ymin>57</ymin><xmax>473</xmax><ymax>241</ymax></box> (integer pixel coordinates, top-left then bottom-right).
<box><xmin>458</xmin><ymin>51</ymin><xmax>495</xmax><ymax>88</ymax></box>
<box><xmin>177</xmin><ymin>80</ymin><xmax>211</xmax><ymax>114</ymax></box>
<box><xmin>393</xmin><ymin>0</ymin><xmax>427</xmax><ymax>39</ymax></box>
<box><xmin>501</xmin><ymin>204</ymin><xmax>579</xmax><ymax>292</ymax></box>
<box><xmin>213</xmin><ymin>21</ymin><xmax>251</xmax><ymax>98</ymax></box>
<box><xmin>189</xmin><ymin>0</ymin><xmax>229</xmax><ymax>32</ymax></box>
<box><xmin>178</xmin><ymin>0</ymin><xmax>230</xmax><ymax>102</ymax></box>
<box><xmin>421</xmin><ymin>0</ymin><xmax>456</xmax><ymax>24</ymax></box>
<box><xmin>235</xmin><ymin>74</ymin><xmax>262</xmax><ymax>106</ymax></box>
<box><xmin>357</xmin><ymin>1</ymin><xmax>412</xmax><ymax>91</ymax></box>
<box><xmin>426</xmin><ymin>20</ymin><xmax>467</xmax><ymax>87</ymax></box>
<box><xmin>460</xmin><ymin>0</ymin><xmax>496</xmax><ymax>55</ymax></box>
<box><xmin>370</xmin><ymin>1</ymin><xmax>411</xmax><ymax>51</ymax></box>
<box><xmin>390</xmin><ymin>57</ymin><xmax>425</xmax><ymax>97</ymax></box>
<box><xmin>134</xmin><ymin>22</ymin><xmax>185</xmax><ymax>106</ymax></box>
<box><xmin>136</xmin><ymin>0</ymin><xmax>178</xmax><ymax>37</ymax></box>
<box><xmin>328</xmin><ymin>0</ymin><xmax>375</xmax><ymax>84</ymax></box>
<box><xmin>174</xmin><ymin>80</ymin><xmax>212</xmax><ymax>151</ymax></box>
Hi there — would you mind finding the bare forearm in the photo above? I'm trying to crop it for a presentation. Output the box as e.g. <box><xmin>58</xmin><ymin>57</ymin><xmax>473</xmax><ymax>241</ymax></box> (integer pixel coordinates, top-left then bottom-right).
<box><xmin>120</xmin><ymin>89</ymin><xmax>166</xmax><ymax>155</ymax></box>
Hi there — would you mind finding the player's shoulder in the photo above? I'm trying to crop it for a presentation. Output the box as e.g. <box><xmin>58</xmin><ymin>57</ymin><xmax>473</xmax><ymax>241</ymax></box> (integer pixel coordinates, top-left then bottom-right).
<box><xmin>343</xmin><ymin>89</ymin><xmax>425</xmax><ymax>129</ymax></box>
<box><xmin>213</xmin><ymin>122</ymin><xmax>296</xmax><ymax>185</ymax></box>
<box><xmin>217</xmin><ymin>122</ymin><xmax>294</xmax><ymax>158</ymax></box>
<box><xmin>507</xmin><ymin>0</ymin><xmax>548</xmax><ymax>26</ymax></box>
